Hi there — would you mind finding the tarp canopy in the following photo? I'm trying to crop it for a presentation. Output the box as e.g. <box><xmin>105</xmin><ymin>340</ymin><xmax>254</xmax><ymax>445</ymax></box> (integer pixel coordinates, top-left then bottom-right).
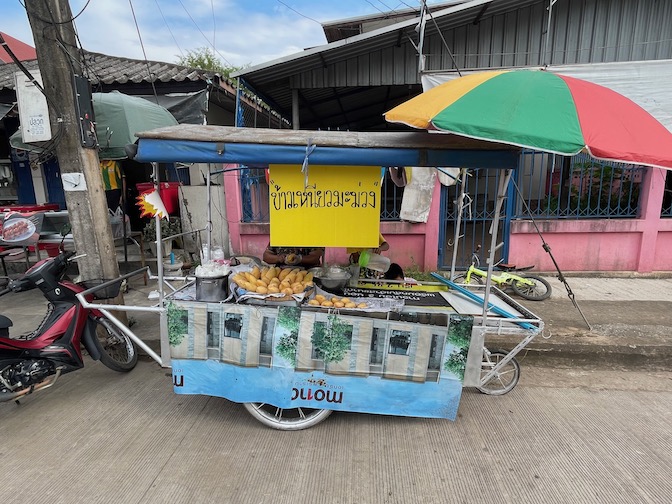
<box><xmin>131</xmin><ymin>125</ymin><xmax>520</xmax><ymax>170</ymax></box>
<box><xmin>9</xmin><ymin>91</ymin><xmax>178</xmax><ymax>160</ymax></box>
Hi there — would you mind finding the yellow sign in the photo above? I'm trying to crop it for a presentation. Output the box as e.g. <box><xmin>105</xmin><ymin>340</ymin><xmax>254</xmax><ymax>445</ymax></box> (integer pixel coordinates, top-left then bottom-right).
<box><xmin>269</xmin><ymin>164</ymin><xmax>381</xmax><ymax>247</ymax></box>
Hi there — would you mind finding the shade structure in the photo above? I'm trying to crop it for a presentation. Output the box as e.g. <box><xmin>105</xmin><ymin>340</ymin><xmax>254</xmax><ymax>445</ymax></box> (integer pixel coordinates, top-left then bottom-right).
<box><xmin>384</xmin><ymin>69</ymin><xmax>672</xmax><ymax>170</ymax></box>
<box><xmin>10</xmin><ymin>91</ymin><xmax>178</xmax><ymax>160</ymax></box>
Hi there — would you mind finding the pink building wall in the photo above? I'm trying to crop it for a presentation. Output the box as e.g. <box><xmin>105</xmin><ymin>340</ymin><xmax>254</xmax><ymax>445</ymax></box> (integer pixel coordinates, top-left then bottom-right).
<box><xmin>225</xmin><ymin>165</ymin><xmax>670</xmax><ymax>273</ymax></box>
<box><xmin>509</xmin><ymin>168</ymin><xmax>671</xmax><ymax>273</ymax></box>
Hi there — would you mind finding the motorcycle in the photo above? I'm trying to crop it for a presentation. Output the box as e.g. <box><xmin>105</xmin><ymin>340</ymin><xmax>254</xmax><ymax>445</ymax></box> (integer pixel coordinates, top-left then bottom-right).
<box><xmin>0</xmin><ymin>250</ymin><xmax>138</xmax><ymax>403</ymax></box>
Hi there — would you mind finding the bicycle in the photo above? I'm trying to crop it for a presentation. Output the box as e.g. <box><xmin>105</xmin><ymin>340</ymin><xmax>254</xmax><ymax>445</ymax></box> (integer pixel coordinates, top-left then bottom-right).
<box><xmin>452</xmin><ymin>246</ymin><xmax>552</xmax><ymax>301</ymax></box>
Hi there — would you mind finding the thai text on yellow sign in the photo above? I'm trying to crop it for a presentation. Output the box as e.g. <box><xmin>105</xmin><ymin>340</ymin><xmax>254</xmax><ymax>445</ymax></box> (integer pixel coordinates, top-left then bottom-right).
<box><xmin>269</xmin><ymin>164</ymin><xmax>381</xmax><ymax>247</ymax></box>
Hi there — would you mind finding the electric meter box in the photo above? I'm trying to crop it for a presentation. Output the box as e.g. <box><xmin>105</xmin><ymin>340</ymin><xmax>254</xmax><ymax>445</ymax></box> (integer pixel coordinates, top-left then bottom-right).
<box><xmin>14</xmin><ymin>70</ymin><xmax>53</xmax><ymax>143</ymax></box>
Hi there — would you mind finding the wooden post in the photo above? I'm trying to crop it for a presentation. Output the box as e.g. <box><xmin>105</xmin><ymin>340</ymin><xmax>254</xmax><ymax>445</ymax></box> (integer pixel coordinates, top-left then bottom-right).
<box><xmin>25</xmin><ymin>0</ymin><xmax>125</xmax><ymax>310</ymax></box>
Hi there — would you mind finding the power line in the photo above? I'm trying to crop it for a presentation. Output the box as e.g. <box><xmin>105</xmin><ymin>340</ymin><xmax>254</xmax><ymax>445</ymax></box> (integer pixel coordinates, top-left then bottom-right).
<box><xmin>175</xmin><ymin>0</ymin><xmax>235</xmax><ymax>67</ymax></box>
<box><xmin>127</xmin><ymin>0</ymin><xmax>160</xmax><ymax>105</ymax></box>
<box><xmin>154</xmin><ymin>0</ymin><xmax>184</xmax><ymax>58</ymax></box>
<box><xmin>276</xmin><ymin>0</ymin><xmax>322</xmax><ymax>25</ymax></box>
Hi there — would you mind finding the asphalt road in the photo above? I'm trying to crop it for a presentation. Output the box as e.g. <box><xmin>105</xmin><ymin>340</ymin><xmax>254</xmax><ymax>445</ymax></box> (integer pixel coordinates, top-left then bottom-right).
<box><xmin>1</xmin><ymin>359</ymin><xmax>671</xmax><ymax>504</ymax></box>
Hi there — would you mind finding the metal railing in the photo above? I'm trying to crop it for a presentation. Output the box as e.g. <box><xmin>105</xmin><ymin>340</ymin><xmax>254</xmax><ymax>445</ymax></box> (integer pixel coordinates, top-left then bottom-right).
<box><xmin>515</xmin><ymin>151</ymin><xmax>643</xmax><ymax>219</ymax></box>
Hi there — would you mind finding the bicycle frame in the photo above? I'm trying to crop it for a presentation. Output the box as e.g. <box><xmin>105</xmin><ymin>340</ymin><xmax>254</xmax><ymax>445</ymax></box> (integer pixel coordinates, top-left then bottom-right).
<box><xmin>462</xmin><ymin>263</ymin><xmax>536</xmax><ymax>288</ymax></box>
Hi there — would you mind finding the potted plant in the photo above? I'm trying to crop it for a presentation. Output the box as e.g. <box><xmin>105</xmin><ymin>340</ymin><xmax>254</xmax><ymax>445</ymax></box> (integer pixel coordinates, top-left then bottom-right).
<box><xmin>142</xmin><ymin>217</ymin><xmax>181</xmax><ymax>257</ymax></box>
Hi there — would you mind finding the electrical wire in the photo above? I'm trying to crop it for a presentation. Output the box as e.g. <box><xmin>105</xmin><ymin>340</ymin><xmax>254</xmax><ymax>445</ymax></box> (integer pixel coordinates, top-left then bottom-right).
<box><xmin>175</xmin><ymin>0</ymin><xmax>235</xmax><ymax>68</ymax></box>
<box><xmin>154</xmin><ymin>0</ymin><xmax>184</xmax><ymax>58</ymax></box>
<box><xmin>17</xmin><ymin>0</ymin><xmax>93</xmax><ymax>24</ymax></box>
<box><xmin>276</xmin><ymin>0</ymin><xmax>321</xmax><ymax>24</ymax></box>
<box><xmin>127</xmin><ymin>0</ymin><xmax>160</xmax><ymax>106</ymax></box>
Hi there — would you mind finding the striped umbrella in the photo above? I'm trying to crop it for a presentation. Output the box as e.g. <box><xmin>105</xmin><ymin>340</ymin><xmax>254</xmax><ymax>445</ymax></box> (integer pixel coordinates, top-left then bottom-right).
<box><xmin>384</xmin><ymin>69</ymin><xmax>672</xmax><ymax>170</ymax></box>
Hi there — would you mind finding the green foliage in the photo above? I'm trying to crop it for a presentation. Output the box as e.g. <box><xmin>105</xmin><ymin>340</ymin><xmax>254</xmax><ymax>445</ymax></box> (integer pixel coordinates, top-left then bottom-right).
<box><xmin>166</xmin><ymin>302</ymin><xmax>188</xmax><ymax>346</ymax></box>
<box><xmin>276</xmin><ymin>306</ymin><xmax>301</xmax><ymax>333</ymax></box>
<box><xmin>443</xmin><ymin>315</ymin><xmax>472</xmax><ymax>379</ymax></box>
<box><xmin>446</xmin><ymin>315</ymin><xmax>472</xmax><ymax>349</ymax></box>
<box><xmin>444</xmin><ymin>349</ymin><xmax>467</xmax><ymax>380</ymax></box>
<box><xmin>311</xmin><ymin>315</ymin><xmax>352</xmax><ymax>364</ymax></box>
<box><xmin>176</xmin><ymin>47</ymin><xmax>245</xmax><ymax>78</ymax></box>
<box><xmin>142</xmin><ymin>216</ymin><xmax>181</xmax><ymax>243</ymax></box>
<box><xmin>274</xmin><ymin>307</ymin><xmax>301</xmax><ymax>366</ymax></box>
<box><xmin>276</xmin><ymin>331</ymin><xmax>298</xmax><ymax>366</ymax></box>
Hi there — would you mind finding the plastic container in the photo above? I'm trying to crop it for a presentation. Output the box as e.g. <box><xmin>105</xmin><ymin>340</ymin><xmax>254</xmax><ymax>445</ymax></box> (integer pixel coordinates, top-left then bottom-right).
<box><xmin>136</xmin><ymin>182</ymin><xmax>180</xmax><ymax>215</ymax></box>
<box><xmin>358</xmin><ymin>250</ymin><xmax>391</xmax><ymax>273</ymax></box>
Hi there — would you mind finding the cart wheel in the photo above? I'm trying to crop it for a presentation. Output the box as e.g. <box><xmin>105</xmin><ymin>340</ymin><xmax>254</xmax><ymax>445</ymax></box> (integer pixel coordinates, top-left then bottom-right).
<box><xmin>477</xmin><ymin>349</ymin><xmax>520</xmax><ymax>395</ymax></box>
<box><xmin>243</xmin><ymin>402</ymin><xmax>332</xmax><ymax>431</ymax></box>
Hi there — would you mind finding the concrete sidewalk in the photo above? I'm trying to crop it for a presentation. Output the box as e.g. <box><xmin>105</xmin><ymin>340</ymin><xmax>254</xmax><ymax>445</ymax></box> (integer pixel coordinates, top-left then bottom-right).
<box><xmin>2</xmin><ymin>268</ymin><xmax>671</xmax><ymax>369</ymax></box>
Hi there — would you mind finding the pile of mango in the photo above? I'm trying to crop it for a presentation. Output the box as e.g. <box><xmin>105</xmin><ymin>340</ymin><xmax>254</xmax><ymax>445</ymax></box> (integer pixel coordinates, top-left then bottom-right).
<box><xmin>308</xmin><ymin>294</ymin><xmax>368</xmax><ymax>309</ymax></box>
<box><xmin>232</xmin><ymin>266</ymin><xmax>314</xmax><ymax>296</ymax></box>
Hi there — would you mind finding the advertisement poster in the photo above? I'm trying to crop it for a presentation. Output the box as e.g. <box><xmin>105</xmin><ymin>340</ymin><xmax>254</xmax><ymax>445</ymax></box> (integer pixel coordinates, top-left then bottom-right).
<box><xmin>169</xmin><ymin>301</ymin><xmax>474</xmax><ymax>421</ymax></box>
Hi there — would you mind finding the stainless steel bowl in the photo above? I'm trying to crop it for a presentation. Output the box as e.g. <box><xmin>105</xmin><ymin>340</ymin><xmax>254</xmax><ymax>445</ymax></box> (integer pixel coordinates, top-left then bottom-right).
<box><xmin>312</xmin><ymin>266</ymin><xmax>351</xmax><ymax>290</ymax></box>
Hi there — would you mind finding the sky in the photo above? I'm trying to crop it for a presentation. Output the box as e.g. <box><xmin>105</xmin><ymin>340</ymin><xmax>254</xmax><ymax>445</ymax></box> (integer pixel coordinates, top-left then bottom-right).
<box><xmin>3</xmin><ymin>0</ymin><xmax>454</xmax><ymax>69</ymax></box>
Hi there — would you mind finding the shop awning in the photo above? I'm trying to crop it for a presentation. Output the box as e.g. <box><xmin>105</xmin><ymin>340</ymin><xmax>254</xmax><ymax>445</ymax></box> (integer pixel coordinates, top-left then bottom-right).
<box><xmin>132</xmin><ymin>125</ymin><xmax>520</xmax><ymax>170</ymax></box>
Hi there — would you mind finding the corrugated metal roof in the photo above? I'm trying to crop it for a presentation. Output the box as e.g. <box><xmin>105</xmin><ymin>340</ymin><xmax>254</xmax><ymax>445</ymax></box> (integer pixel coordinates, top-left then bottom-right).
<box><xmin>233</xmin><ymin>0</ymin><xmax>672</xmax><ymax>132</ymax></box>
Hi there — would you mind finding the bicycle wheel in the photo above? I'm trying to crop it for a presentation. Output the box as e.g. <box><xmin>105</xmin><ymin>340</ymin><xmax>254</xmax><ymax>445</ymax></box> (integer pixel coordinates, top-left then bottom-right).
<box><xmin>243</xmin><ymin>402</ymin><xmax>332</xmax><ymax>431</ymax></box>
<box><xmin>90</xmin><ymin>316</ymin><xmax>138</xmax><ymax>372</ymax></box>
<box><xmin>477</xmin><ymin>349</ymin><xmax>520</xmax><ymax>395</ymax></box>
<box><xmin>452</xmin><ymin>273</ymin><xmax>483</xmax><ymax>285</ymax></box>
<box><xmin>510</xmin><ymin>274</ymin><xmax>552</xmax><ymax>301</ymax></box>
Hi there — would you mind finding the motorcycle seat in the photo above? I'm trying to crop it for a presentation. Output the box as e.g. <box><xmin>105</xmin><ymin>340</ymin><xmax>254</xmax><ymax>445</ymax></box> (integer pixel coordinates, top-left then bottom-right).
<box><xmin>0</xmin><ymin>314</ymin><xmax>12</xmax><ymax>330</ymax></box>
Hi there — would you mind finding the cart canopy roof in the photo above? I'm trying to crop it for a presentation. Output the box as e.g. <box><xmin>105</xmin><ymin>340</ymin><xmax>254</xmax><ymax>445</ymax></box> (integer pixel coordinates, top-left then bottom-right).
<box><xmin>130</xmin><ymin>125</ymin><xmax>520</xmax><ymax>169</ymax></box>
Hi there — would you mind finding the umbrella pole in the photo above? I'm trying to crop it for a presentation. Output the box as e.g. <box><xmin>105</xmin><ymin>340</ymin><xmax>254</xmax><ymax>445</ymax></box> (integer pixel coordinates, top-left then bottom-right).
<box><xmin>450</xmin><ymin>169</ymin><xmax>468</xmax><ymax>280</ymax></box>
<box><xmin>152</xmin><ymin>162</ymin><xmax>170</xmax><ymax>367</ymax></box>
<box><xmin>206</xmin><ymin>164</ymin><xmax>212</xmax><ymax>262</ymax></box>
<box><xmin>481</xmin><ymin>169</ymin><xmax>512</xmax><ymax>325</ymax></box>
<box><xmin>122</xmin><ymin>171</ymin><xmax>128</xmax><ymax>263</ymax></box>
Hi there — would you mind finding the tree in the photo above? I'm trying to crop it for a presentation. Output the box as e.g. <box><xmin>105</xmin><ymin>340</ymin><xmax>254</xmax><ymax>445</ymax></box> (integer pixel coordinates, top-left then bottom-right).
<box><xmin>311</xmin><ymin>315</ymin><xmax>352</xmax><ymax>365</ymax></box>
<box><xmin>176</xmin><ymin>47</ymin><xmax>243</xmax><ymax>78</ymax></box>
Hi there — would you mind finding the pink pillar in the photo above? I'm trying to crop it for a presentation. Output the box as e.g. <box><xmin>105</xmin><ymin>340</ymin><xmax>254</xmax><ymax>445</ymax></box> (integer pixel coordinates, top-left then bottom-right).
<box><xmin>423</xmin><ymin>180</ymin><xmax>441</xmax><ymax>271</ymax></box>
<box><xmin>635</xmin><ymin>167</ymin><xmax>666</xmax><ymax>272</ymax></box>
<box><xmin>223</xmin><ymin>165</ymin><xmax>243</xmax><ymax>254</ymax></box>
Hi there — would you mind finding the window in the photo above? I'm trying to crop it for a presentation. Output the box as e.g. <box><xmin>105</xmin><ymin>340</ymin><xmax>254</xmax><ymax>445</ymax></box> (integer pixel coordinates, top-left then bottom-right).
<box><xmin>223</xmin><ymin>313</ymin><xmax>243</xmax><ymax>339</ymax></box>
<box><xmin>389</xmin><ymin>330</ymin><xmax>411</xmax><ymax>355</ymax></box>
<box><xmin>206</xmin><ymin>311</ymin><xmax>220</xmax><ymax>359</ymax></box>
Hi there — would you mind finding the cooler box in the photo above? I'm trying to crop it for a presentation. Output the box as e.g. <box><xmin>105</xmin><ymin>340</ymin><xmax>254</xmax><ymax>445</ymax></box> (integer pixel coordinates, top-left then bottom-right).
<box><xmin>136</xmin><ymin>182</ymin><xmax>180</xmax><ymax>215</ymax></box>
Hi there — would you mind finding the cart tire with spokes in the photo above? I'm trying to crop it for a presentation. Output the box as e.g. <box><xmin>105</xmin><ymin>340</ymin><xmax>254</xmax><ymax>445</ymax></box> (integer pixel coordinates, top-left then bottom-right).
<box><xmin>477</xmin><ymin>349</ymin><xmax>520</xmax><ymax>395</ymax></box>
<box><xmin>243</xmin><ymin>402</ymin><xmax>333</xmax><ymax>430</ymax></box>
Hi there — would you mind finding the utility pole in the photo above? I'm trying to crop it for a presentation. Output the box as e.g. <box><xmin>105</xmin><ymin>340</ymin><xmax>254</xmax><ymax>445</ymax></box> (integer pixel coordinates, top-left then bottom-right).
<box><xmin>24</xmin><ymin>0</ymin><xmax>124</xmax><ymax>308</ymax></box>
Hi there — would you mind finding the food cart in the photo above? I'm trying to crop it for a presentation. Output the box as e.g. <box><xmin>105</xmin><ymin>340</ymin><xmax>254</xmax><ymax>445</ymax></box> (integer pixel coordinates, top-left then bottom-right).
<box><xmin>111</xmin><ymin>125</ymin><xmax>544</xmax><ymax>430</ymax></box>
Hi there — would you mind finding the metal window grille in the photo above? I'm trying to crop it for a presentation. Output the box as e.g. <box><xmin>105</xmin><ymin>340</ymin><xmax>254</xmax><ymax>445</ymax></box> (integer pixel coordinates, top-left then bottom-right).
<box><xmin>515</xmin><ymin>151</ymin><xmax>643</xmax><ymax>219</ymax></box>
<box><xmin>440</xmin><ymin>168</ymin><xmax>507</xmax><ymax>268</ymax></box>
<box><xmin>239</xmin><ymin>167</ymin><xmax>270</xmax><ymax>223</ymax></box>
<box><xmin>662</xmin><ymin>171</ymin><xmax>672</xmax><ymax>218</ymax></box>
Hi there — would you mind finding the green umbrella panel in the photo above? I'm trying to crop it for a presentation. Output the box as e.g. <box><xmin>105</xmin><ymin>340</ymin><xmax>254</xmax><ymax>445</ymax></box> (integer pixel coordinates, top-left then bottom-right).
<box><xmin>9</xmin><ymin>90</ymin><xmax>178</xmax><ymax>160</ymax></box>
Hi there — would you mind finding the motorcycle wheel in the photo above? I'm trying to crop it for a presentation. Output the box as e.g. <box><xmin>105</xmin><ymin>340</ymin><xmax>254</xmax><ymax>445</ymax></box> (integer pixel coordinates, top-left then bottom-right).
<box><xmin>91</xmin><ymin>316</ymin><xmax>138</xmax><ymax>372</ymax></box>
